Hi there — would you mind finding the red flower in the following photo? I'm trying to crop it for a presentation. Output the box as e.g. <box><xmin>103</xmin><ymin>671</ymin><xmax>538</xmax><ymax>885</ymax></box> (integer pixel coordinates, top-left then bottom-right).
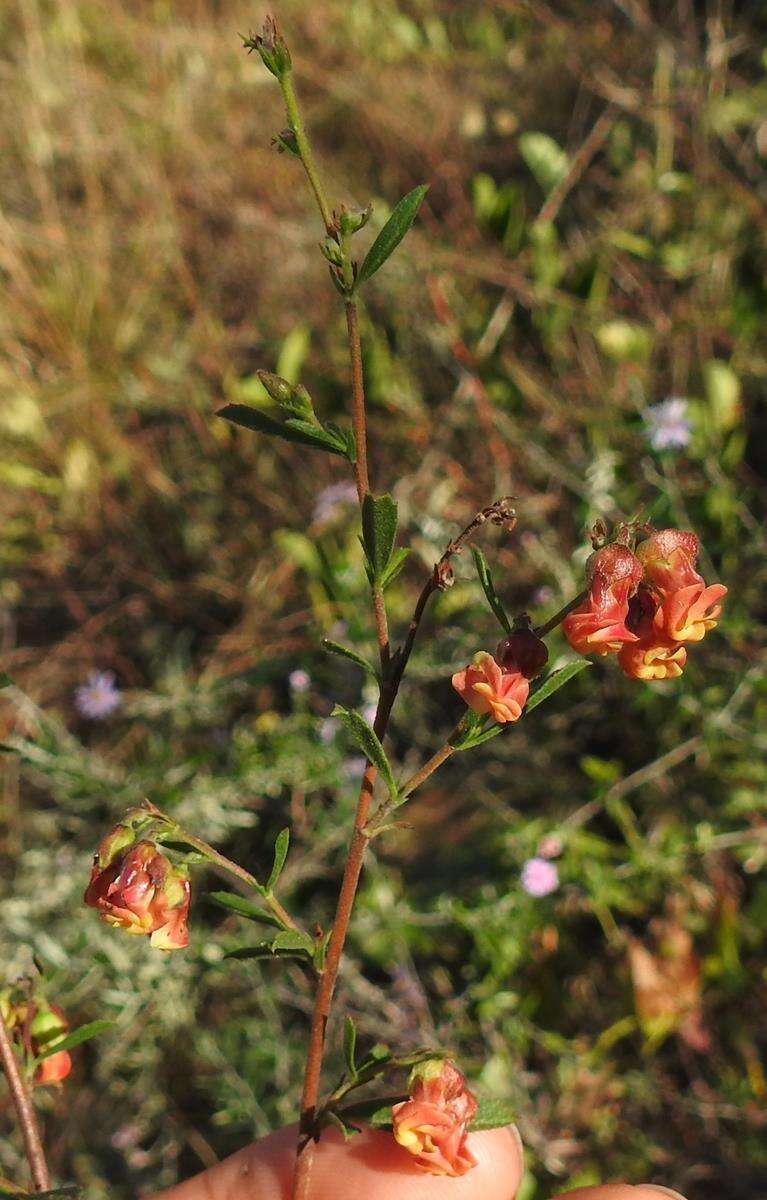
<box><xmin>392</xmin><ymin>1059</ymin><xmax>478</xmax><ymax>1177</ymax></box>
<box><xmin>563</xmin><ymin>544</ymin><xmax>643</xmax><ymax>657</ymax></box>
<box><xmin>452</xmin><ymin>651</ymin><xmax>529</xmax><ymax>723</ymax></box>
<box><xmin>637</xmin><ymin>529</ymin><xmax>727</xmax><ymax>644</ymax></box>
<box><xmin>85</xmin><ymin>838</ymin><xmax>190</xmax><ymax>951</ymax></box>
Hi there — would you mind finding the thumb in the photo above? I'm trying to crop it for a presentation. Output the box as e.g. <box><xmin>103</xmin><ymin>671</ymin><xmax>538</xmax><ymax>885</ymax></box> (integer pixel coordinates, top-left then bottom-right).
<box><xmin>148</xmin><ymin>1122</ymin><xmax>524</xmax><ymax>1200</ymax></box>
<box><xmin>551</xmin><ymin>1188</ymin><xmax>687</xmax><ymax>1199</ymax></box>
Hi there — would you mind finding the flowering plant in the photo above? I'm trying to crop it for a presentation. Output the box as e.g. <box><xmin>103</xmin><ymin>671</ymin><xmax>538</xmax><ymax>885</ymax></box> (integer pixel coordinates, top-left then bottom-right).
<box><xmin>0</xmin><ymin>17</ymin><xmax>729</xmax><ymax>1200</ymax></box>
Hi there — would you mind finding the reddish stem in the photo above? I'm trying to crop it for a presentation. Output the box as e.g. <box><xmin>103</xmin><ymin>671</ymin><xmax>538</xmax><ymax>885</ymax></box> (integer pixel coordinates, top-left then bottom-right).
<box><xmin>0</xmin><ymin>1007</ymin><xmax>50</xmax><ymax>1192</ymax></box>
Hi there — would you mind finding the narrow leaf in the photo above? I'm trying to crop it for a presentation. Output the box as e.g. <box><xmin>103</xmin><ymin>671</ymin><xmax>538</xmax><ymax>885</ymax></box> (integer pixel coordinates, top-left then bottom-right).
<box><xmin>267</xmin><ymin>828</ymin><xmax>290</xmax><ymax>892</ymax></box>
<box><xmin>380</xmin><ymin>546</ymin><xmax>410</xmax><ymax>590</ymax></box>
<box><xmin>468</xmin><ymin>1097</ymin><xmax>517</xmax><ymax>1131</ymax></box>
<box><xmin>224</xmin><ymin>946</ymin><xmax>306</xmax><ymax>962</ymax></box>
<box><xmin>526</xmin><ymin>660</ymin><xmax>591</xmax><ymax>713</ymax></box>
<box><xmin>321</xmin><ymin>640</ymin><xmax>378</xmax><ymax>678</ymax></box>
<box><xmin>357</xmin><ymin>185</ymin><xmax>429</xmax><ymax>285</ymax></box>
<box><xmin>208</xmin><ymin>891</ymin><xmax>280</xmax><ymax>927</ymax></box>
<box><xmin>361</xmin><ymin>493</ymin><xmax>398</xmax><ymax>581</ymax></box>
<box><xmin>331</xmin><ymin>705</ymin><xmax>398</xmax><ymax>802</ymax></box>
<box><xmin>34</xmin><ymin>1020</ymin><xmax>112</xmax><ymax>1061</ymax></box>
<box><xmin>343</xmin><ymin>1016</ymin><xmax>358</xmax><ymax>1077</ymax></box>
<box><xmin>471</xmin><ymin>546</ymin><xmax>512</xmax><ymax>633</ymax></box>
<box><xmin>218</xmin><ymin>404</ymin><xmax>349</xmax><ymax>458</ymax></box>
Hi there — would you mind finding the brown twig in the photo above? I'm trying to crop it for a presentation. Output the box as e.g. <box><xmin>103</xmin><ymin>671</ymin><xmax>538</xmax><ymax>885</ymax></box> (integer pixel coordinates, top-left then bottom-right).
<box><xmin>0</xmin><ymin>1007</ymin><xmax>50</xmax><ymax>1192</ymax></box>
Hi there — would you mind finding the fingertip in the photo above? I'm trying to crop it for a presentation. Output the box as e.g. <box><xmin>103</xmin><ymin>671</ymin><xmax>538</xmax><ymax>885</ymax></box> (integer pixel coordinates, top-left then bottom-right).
<box><xmin>549</xmin><ymin>1188</ymin><xmax>689</xmax><ymax>1200</ymax></box>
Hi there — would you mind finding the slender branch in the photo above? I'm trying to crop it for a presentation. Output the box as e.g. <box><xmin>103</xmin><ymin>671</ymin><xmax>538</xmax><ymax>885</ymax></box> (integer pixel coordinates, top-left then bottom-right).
<box><xmin>151</xmin><ymin>811</ymin><xmax>300</xmax><ymax>933</ymax></box>
<box><xmin>0</xmin><ymin>1008</ymin><xmax>50</xmax><ymax>1192</ymax></box>
<box><xmin>278</xmin><ymin>71</ymin><xmax>334</xmax><ymax>234</ymax></box>
<box><xmin>534</xmin><ymin>587</ymin><xmax>588</xmax><ymax>638</ymax></box>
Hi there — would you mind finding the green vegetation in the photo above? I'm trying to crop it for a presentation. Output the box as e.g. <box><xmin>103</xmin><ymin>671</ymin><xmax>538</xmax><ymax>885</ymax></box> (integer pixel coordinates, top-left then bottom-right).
<box><xmin>0</xmin><ymin>3</ymin><xmax>765</xmax><ymax>1197</ymax></box>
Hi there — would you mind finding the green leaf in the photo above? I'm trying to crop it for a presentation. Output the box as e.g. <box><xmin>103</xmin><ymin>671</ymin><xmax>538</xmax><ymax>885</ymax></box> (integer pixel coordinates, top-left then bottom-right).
<box><xmin>337</xmin><ymin>1095</ymin><xmax>405</xmax><ymax>1129</ymax></box>
<box><xmin>267</xmin><ymin>828</ymin><xmax>290</xmax><ymax>892</ymax></box>
<box><xmin>357</xmin><ymin>185</ymin><xmax>429</xmax><ymax>285</ymax></box>
<box><xmin>208</xmin><ymin>891</ymin><xmax>281</xmax><ymax>927</ymax></box>
<box><xmin>380</xmin><ymin>546</ymin><xmax>410</xmax><ymax>590</ymax></box>
<box><xmin>344</xmin><ymin>1016</ymin><xmax>358</xmax><ymax>1077</ymax></box>
<box><xmin>472</xmin><ymin>547</ymin><xmax>512</xmax><ymax>633</ymax></box>
<box><xmin>361</xmin><ymin>493</ymin><xmax>398</xmax><ymax>581</ymax></box>
<box><xmin>321</xmin><ymin>640</ymin><xmax>378</xmax><ymax>678</ymax></box>
<box><xmin>331</xmin><ymin>705</ymin><xmax>398</xmax><ymax>802</ymax></box>
<box><xmin>34</xmin><ymin>1020</ymin><xmax>112</xmax><ymax>1062</ymax></box>
<box><xmin>271</xmin><ymin>929</ymin><xmax>315</xmax><ymax>955</ymax></box>
<box><xmin>218</xmin><ymin>404</ymin><xmax>350</xmax><ymax>458</ymax></box>
<box><xmin>525</xmin><ymin>659</ymin><xmax>590</xmax><ymax>713</ymax></box>
<box><xmin>518</xmin><ymin>131</ymin><xmax>569</xmax><ymax>191</ymax></box>
<box><xmin>0</xmin><ymin>673</ymin><xmax>12</xmax><ymax>688</ymax></box>
<box><xmin>468</xmin><ymin>1097</ymin><xmax>517</xmax><ymax>1131</ymax></box>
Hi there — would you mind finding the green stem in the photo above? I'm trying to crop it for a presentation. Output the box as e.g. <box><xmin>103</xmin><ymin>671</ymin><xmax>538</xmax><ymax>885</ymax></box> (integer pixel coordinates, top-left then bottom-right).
<box><xmin>279</xmin><ymin>71</ymin><xmax>334</xmax><ymax>233</ymax></box>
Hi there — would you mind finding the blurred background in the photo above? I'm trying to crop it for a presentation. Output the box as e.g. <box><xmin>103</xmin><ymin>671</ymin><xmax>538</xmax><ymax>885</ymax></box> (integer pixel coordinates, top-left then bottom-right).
<box><xmin>0</xmin><ymin>1</ymin><xmax>765</xmax><ymax>1197</ymax></box>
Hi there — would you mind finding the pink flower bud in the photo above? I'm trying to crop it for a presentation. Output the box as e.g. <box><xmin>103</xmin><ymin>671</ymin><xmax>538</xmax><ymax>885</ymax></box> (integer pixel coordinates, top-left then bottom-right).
<box><xmin>452</xmin><ymin>651</ymin><xmax>529</xmax><ymax>723</ymax></box>
<box><xmin>392</xmin><ymin>1059</ymin><xmax>478</xmax><ymax>1177</ymax></box>
<box><xmin>84</xmin><ymin>839</ymin><xmax>190</xmax><ymax>951</ymax></box>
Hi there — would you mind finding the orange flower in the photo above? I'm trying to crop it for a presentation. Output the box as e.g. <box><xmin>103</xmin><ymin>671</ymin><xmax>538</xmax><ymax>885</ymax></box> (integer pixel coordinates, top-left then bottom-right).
<box><xmin>563</xmin><ymin>544</ymin><xmax>643</xmax><ymax>657</ymax></box>
<box><xmin>392</xmin><ymin>1059</ymin><xmax>478</xmax><ymax>1178</ymax></box>
<box><xmin>85</xmin><ymin>838</ymin><xmax>190</xmax><ymax>950</ymax></box>
<box><xmin>618</xmin><ymin>586</ymin><xmax>686</xmax><ymax>681</ymax></box>
<box><xmin>452</xmin><ymin>651</ymin><xmax>529</xmax><ymax>723</ymax></box>
<box><xmin>637</xmin><ymin>529</ymin><xmax>727</xmax><ymax>644</ymax></box>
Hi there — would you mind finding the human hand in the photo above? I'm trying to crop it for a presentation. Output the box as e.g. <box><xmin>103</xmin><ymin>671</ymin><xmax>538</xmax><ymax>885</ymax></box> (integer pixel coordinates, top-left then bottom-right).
<box><xmin>147</xmin><ymin>1123</ymin><xmax>686</xmax><ymax>1200</ymax></box>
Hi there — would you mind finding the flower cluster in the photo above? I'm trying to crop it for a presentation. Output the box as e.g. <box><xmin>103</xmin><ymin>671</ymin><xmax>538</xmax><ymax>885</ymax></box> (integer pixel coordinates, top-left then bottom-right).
<box><xmin>452</xmin><ymin>621</ymin><xmax>548</xmax><ymax>725</ymax></box>
<box><xmin>392</xmin><ymin>1059</ymin><xmax>478</xmax><ymax>1177</ymax></box>
<box><xmin>563</xmin><ymin>531</ymin><xmax>726</xmax><ymax>681</ymax></box>
<box><xmin>84</xmin><ymin>810</ymin><xmax>190</xmax><ymax>950</ymax></box>
<box><xmin>0</xmin><ymin>991</ymin><xmax>72</xmax><ymax>1086</ymax></box>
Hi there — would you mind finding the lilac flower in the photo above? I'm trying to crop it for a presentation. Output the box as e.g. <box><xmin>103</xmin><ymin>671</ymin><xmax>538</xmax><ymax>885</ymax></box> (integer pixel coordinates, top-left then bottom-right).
<box><xmin>74</xmin><ymin>671</ymin><xmax>122</xmax><ymax>720</ymax></box>
<box><xmin>342</xmin><ymin>756</ymin><xmax>367</xmax><ymax>781</ymax></box>
<box><xmin>644</xmin><ymin>398</ymin><xmax>691</xmax><ymax>451</ymax></box>
<box><xmin>521</xmin><ymin>857</ymin><xmax>559</xmax><ymax>897</ymax></box>
<box><xmin>312</xmin><ymin>481</ymin><xmax>357</xmax><ymax>525</ymax></box>
<box><xmin>289</xmin><ymin>669</ymin><xmax>311</xmax><ymax>693</ymax></box>
<box><xmin>362</xmin><ymin>701</ymin><xmax>378</xmax><ymax>726</ymax></box>
<box><xmin>318</xmin><ymin>717</ymin><xmax>337</xmax><ymax>743</ymax></box>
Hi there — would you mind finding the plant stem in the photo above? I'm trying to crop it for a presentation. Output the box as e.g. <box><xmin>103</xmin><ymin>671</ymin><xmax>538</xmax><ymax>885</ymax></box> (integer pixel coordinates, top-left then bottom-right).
<box><xmin>0</xmin><ymin>1008</ymin><xmax>50</xmax><ymax>1192</ymax></box>
<box><xmin>279</xmin><ymin>71</ymin><xmax>334</xmax><ymax>234</ymax></box>
<box><xmin>534</xmin><ymin>588</ymin><xmax>588</xmax><ymax>638</ymax></box>
<box><xmin>161</xmin><ymin>821</ymin><xmax>300</xmax><ymax>933</ymax></box>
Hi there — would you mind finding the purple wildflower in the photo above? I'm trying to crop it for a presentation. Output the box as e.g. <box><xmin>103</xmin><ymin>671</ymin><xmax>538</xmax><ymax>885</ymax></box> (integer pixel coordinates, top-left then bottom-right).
<box><xmin>74</xmin><ymin>671</ymin><xmax>122</xmax><ymax>720</ymax></box>
<box><xmin>289</xmin><ymin>669</ymin><xmax>311</xmax><ymax>693</ymax></box>
<box><xmin>644</xmin><ymin>398</ymin><xmax>691</xmax><ymax>451</ymax></box>
<box><xmin>521</xmin><ymin>857</ymin><xmax>559</xmax><ymax>897</ymax></box>
<box><xmin>312</xmin><ymin>481</ymin><xmax>357</xmax><ymax>525</ymax></box>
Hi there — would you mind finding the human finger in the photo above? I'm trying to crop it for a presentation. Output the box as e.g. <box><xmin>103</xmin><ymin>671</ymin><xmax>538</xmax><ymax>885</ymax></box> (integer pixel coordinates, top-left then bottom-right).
<box><xmin>149</xmin><ymin>1121</ymin><xmax>524</xmax><ymax>1200</ymax></box>
<box><xmin>550</xmin><ymin>1186</ymin><xmax>686</xmax><ymax>1199</ymax></box>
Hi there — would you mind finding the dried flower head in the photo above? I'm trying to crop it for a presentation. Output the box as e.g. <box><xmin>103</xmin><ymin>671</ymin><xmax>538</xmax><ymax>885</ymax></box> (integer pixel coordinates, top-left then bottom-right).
<box><xmin>85</xmin><ymin>837</ymin><xmax>190</xmax><ymax>951</ymax></box>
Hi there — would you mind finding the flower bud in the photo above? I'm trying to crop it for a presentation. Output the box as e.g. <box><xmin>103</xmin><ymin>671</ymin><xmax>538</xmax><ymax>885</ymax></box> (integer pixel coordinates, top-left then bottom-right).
<box><xmin>496</xmin><ymin>617</ymin><xmax>548</xmax><ymax>679</ymax></box>
<box><xmin>338</xmin><ymin>204</ymin><xmax>372</xmax><ymax>236</ymax></box>
<box><xmin>257</xmin><ymin>371</ymin><xmax>316</xmax><ymax>421</ymax></box>
<box><xmin>392</xmin><ymin>1059</ymin><xmax>478</xmax><ymax>1177</ymax></box>
<box><xmin>85</xmin><ymin>840</ymin><xmax>190</xmax><ymax>951</ymax></box>
<box><xmin>245</xmin><ymin>17</ymin><xmax>291</xmax><ymax>78</ymax></box>
<box><xmin>452</xmin><ymin>651</ymin><xmax>529</xmax><ymax>723</ymax></box>
<box><xmin>31</xmin><ymin>1004</ymin><xmax>72</xmax><ymax>1086</ymax></box>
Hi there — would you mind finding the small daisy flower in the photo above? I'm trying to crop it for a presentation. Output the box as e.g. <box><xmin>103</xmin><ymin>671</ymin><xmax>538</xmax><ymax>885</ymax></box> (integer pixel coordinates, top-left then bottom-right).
<box><xmin>312</xmin><ymin>481</ymin><xmax>357</xmax><ymax>525</ymax></box>
<box><xmin>521</xmin><ymin>857</ymin><xmax>559</xmax><ymax>897</ymax></box>
<box><xmin>74</xmin><ymin>671</ymin><xmax>122</xmax><ymax>720</ymax></box>
<box><xmin>644</xmin><ymin>397</ymin><xmax>691</xmax><ymax>451</ymax></box>
<box><xmin>289</xmin><ymin>669</ymin><xmax>311</xmax><ymax>693</ymax></box>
